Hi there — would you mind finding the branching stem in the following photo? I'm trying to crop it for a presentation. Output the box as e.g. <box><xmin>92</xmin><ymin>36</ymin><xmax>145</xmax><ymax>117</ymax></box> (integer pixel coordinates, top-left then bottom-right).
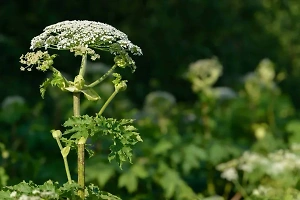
<box><xmin>75</xmin><ymin>54</ymin><xmax>86</xmax><ymax>199</ymax></box>
<box><xmin>98</xmin><ymin>89</ymin><xmax>119</xmax><ymax>115</ymax></box>
<box><xmin>79</xmin><ymin>54</ymin><xmax>87</xmax><ymax>76</ymax></box>
<box><xmin>55</xmin><ymin>138</ymin><xmax>72</xmax><ymax>184</ymax></box>
<box><xmin>86</xmin><ymin>64</ymin><xmax>117</xmax><ymax>88</ymax></box>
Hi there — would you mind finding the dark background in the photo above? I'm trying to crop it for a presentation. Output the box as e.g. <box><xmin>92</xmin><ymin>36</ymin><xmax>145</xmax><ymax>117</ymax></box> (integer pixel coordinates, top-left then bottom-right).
<box><xmin>1</xmin><ymin>0</ymin><xmax>300</xmax><ymax>107</ymax></box>
<box><xmin>1</xmin><ymin>1</ymin><xmax>300</xmax><ymax>198</ymax></box>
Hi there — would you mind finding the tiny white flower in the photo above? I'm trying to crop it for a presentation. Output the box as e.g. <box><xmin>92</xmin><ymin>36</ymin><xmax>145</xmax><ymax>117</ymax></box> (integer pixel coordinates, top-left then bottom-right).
<box><xmin>18</xmin><ymin>194</ymin><xmax>29</xmax><ymax>200</ymax></box>
<box><xmin>10</xmin><ymin>191</ymin><xmax>17</xmax><ymax>198</ymax></box>
<box><xmin>32</xmin><ymin>189</ymin><xmax>40</xmax><ymax>195</ymax></box>
<box><xmin>30</xmin><ymin>20</ymin><xmax>142</xmax><ymax>56</ymax></box>
<box><xmin>252</xmin><ymin>185</ymin><xmax>272</xmax><ymax>196</ymax></box>
<box><xmin>187</xmin><ymin>58</ymin><xmax>223</xmax><ymax>92</ymax></box>
<box><xmin>221</xmin><ymin>167</ymin><xmax>238</xmax><ymax>181</ymax></box>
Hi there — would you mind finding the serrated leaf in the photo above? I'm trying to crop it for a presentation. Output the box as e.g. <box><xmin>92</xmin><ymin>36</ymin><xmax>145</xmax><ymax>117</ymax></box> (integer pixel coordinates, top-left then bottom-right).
<box><xmin>109</xmin><ymin>145</ymin><xmax>132</xmax><ymax>169</ymax></box>
<box><xmin>39</xmin><ymin>180</ymin><xmax>57</xmax><ymax>191</ymax></box>
<box><xmin>7</xmin><ymin>181</ymin><xmax>32</xmax><ymax>194</ymax></box>
<box><xmin>87</xmin><ymin>184</ymin><xmax>121</xmax><ymax>200</ymax></box>
<box><xmin>0</xmin><ymin>190</ymin><xmax>11</xmax><ymax>199</ymax></box>
<box><xmin>59</xmin><ymin>181</ymin><xmax>79</xmax><ymax>199</ymax></box>
<box><xmin>40</xmin><ymin>69</ymin><xmax>69</xmax><ymax>98</ymax></box>
<box><xmin>63</xmin><ymin>115</ymin><xmax>142</xmax><ymax>168</ymax></box>
<box><xmin>40</xmin><ymin>78</ymin><xmax>51</xmax><ymax>98</ymax></box>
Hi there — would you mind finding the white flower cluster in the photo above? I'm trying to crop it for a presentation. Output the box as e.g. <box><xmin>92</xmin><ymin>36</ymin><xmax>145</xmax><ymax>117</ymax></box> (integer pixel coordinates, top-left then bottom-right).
<box><xmin>239</xmin><ymin>150</ymin><xmax>300</xmax><ymax>176</ymax></box>
<box><xmin>252</xmin><ymin>185</ymin><xmax>273</xmax><ymax>196</ymax></box>
<box><xmin>220</xmin><ymin>167</ymin><xmax>238</xmax><ymax>181</ymax></box>
<box><xmin>252</xmin><ymin>185</ymin><xmax>300</xmax><ymax>199</ymax></box>
<box><xmin>217</xmin><ymin>149</ymin><xmax>300</xmax><ymax>182</ymax></box>
<box><xmin>9</xmin><ymin>189</ymin><xmax>58</xmax><ymax>200</ymax></box>
<box><xmin>30</xmin><ymin>20</ymin><xmax>142</xmax><ymax>56</ymax></box>
<box><xmin>187</xmin><ymin>58</ymin><xmax>223</xmax><ymax>92</ymax></box>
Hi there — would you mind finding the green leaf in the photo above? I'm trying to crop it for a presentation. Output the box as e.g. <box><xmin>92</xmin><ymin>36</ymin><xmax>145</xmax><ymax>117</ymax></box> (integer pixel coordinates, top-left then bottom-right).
<box><xmin>6</xmin><ymin>181</ymin><xmax>32</xmax><ymax>194</ymax></box>
<box><xmin>86</xmin><ymin>184</ymin><xmax>121</xmax><ymax>200</ymax></box>
<box><xmin>208</xmin><ymin>143</ymin><xmax>230</xmax><ymax>165</ymax></box>
<box><xmin>0</xmin><ymin>167</ymin><xmax>8</xmax><ymax>187</ymax></box>
<box><xmin>153</xmin><ymin>139</ymin><xmax>173</xmax><ymax>155</ymax></box>
<box><xmin>131</xmin><ymin>164</ymin><xmax>148</xmax><ymax>179</ymax></box>
<box><xmin>286</xmin><ymin>120</ymin><xmax>300</xmax><ymax>134</ymax></box>
<box><xmin>118</xmin><ymin>171</ymin><xmax>138</xmax><ymax>193</ymax></box>
<box><xmin>286</xmin><ymin>120</ymin><xmax>300</xmax><ymax>144</ymax></box>
<box><xmin>40</xmin><ymin>78</ymin><xmax>51</xmax><ymax>98</ymax></box>
<box><xmin>159</xmin><ymin>169</ymin><xmax>179</xmax><ymax>198</ymax></box>
<box><xmin>0</xmin><ymin>190</ymin><xmax>11</xmax><ymax>199</ymax></box>
<box><xmin>40</xmin><ymin>69</ymin><xmax>69</xmax><ymax>98</ymax></box>
<box><xmin>63</xmin><ymin>115</ymin><xmax>142</xmax><ymax>168</ymax></box>
<box><xmin>86</xmin><ymin>158</ymin><xmax>115</xmax><ymax>187</ymax></box>
<box><xmin>182</xmin><ymin>144</ymin><xmax>207</xmax><ymax>174</ymax></box>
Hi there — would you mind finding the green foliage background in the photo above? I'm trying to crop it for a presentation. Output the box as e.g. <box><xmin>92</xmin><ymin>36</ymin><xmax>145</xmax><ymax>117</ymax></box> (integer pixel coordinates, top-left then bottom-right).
<box><xmin>1</xmin><ymin>0</ymin><xmax>300</xmax><ymax>199</ymax></box>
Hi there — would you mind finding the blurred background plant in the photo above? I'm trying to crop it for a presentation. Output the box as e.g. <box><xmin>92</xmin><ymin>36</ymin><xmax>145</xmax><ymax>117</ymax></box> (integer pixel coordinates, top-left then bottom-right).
<box><xmin>1</xmin><ymin>0</ymin><xmax>300</xmax><ymax>199</ymax></box>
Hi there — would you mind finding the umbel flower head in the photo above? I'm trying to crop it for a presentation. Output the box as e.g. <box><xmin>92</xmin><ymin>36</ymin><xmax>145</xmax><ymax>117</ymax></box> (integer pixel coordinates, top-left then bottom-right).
<box><xmin>186</xmin><ymin>57</ymin><xmax>223</xmax><ymax>92</ymax></box>
<box><xmin>30</xmin><ymin>20</ymin><xmax>142</xmax><ymax>55</ymax></box>
<box><xmin>21</xmin><ymin>20</ymin><xmax>142</xmax><ymax>71</ymax></box>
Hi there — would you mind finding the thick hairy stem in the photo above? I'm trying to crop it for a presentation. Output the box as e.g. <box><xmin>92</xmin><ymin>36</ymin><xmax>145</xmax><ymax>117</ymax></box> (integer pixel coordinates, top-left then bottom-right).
<box><xmin>73</xmin><ymin>92</ymin><xmax>80</xmax><ymax>117</ymax></box>
<box><xmin>76</xmin><ymin>53</ymin><xmax>88</xmax><ymax>199</ymax></box>
<box><xmin>74</xmin><ymin>92</ymin><xmax>85</xmax><ymax>199</ymax></box>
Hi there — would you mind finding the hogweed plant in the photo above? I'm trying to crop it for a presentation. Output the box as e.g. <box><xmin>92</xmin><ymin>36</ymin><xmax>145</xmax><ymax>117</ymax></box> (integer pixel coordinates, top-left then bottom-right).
<box><xmin>0</xmin><ymin>20</ymin><xmax>143</xmax><ymax>200</ymax></box>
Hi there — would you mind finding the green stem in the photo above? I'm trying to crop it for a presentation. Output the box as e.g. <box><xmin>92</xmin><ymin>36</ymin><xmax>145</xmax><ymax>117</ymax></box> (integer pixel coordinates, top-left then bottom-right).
<box><xmin>207</xmin><ymin>164</ymin><xmax>215</xmax><ymax>195</ymax></box>
<box><xmin>63</xmin><ymin>157</ymin><xmax>72</xmax><ymax>184</ymax></box>
<box><xmin>234</xmin><ymin>180</ymin><xmax>249</xmax><ymax>199</ymax></box>
<box><xmin>223</xmin><ymin>182</ymin><xmax>232</xmax><ymax>200</ymax></box>
<box><xmin>55</xmin><ymin>138</ymin><xmax>72</xmax><ymax>184</ymax></box>
<box><xmin>55</xmin><ymin>138</ymin><xmax>63</xmax><ymax>150</ymax></box>
<box><xmin>73</xmin><ymin>92</ymin><xmax>85</xmax><ymax>199</ymax></box>
<box><xmin>79</xmin><ymin>54</ymin><xmax>87</xmax><ymax>76</ymax></box>
<box><xmin>86</xmin><ymin>64</ymin><xmax>117</xmax><ymax>88</ymax></box>
<box><xmin>98</xmin><ymin>89</ymin><xmax>119</xmax><ymax>115</ymax></box>
<box><xmin>76</xmin><ymin>54</ymin><xmax>88</xmax><ymax>199</ymax></box>
<box><xmin>73</xmin><ymin>92</ymin><xmax>80</xmax><ymax>117</ymax></box>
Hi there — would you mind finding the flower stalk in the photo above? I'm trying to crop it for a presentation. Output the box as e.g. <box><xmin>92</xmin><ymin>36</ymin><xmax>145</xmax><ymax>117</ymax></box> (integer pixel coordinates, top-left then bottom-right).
<box><xmin>20</xmin><ymin>20</ymin><xmax>142</xmax><ymax>200</ymax></box>
<box><xmin>73</xmin><ymin>92</ymin><xmax>85</xmax><ymax>199</ymax></box>
<box><xmin>74</xmin><ymin>56</ymin><xmax>85</xmax><ymax>199</ymax></box>
<box><xmin>86</xmin><ymin>64</ymin><xmax>117</xmax><ymax>88</ymax></box>
<box><xmin>52</xmin><ymin>130</ymin><xmax>72</xmax><ymax>184</ymax></box>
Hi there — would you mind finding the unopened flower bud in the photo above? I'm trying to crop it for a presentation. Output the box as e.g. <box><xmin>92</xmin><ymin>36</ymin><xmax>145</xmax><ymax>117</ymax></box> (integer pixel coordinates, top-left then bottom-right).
<box><xmin>114</xmin><ymin>56</ymin><xmax>127</xmax><ymax>68</ymax></box>
<box><xmin>51</xmin><ymin>130</ymin><xmax>62</xmax><ymax>139</ymax></box>
<box><xmin>116</xmin><ymin>81</ymin><xmax>127</xmax><ymax>92</ymax></box>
